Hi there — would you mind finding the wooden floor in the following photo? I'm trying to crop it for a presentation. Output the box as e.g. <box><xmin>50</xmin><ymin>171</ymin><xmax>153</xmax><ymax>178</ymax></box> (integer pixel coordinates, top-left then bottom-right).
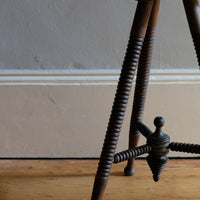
<box><xmin>0</xmin><ymin>159</ymin><xmax>199</xmax><ymax>199</ymax></box>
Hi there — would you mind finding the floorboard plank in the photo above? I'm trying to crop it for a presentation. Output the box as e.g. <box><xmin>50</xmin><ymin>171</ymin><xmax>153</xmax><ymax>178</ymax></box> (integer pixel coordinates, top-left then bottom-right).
<box><xmin>0</xmin><ymin>159</ymin><xmax>198</xmax><ymax>199</ymax></box>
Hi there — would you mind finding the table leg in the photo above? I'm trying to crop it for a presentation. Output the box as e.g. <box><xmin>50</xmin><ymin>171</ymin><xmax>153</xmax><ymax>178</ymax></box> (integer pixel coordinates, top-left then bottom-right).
<box><xmin>91</xmin><ymin>1</ymin><xmax>154</xmax><ymax>200</ymax></box>
<box><xmin>125</xmin><ymin>0</ymin><xmax>160</xmax><ymax>176</ymax></box>
<box><xmin>183</xmin><ymin>0</ymin><xmax>200</xmax><ymax>67</ymax></box>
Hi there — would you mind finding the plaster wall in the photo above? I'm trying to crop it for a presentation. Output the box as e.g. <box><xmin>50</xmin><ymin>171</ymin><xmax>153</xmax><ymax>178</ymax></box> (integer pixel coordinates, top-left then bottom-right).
<box><xmin>0</xmin><ymin>0</ymin><xmax>197</xmax><ymax>70</ymax></box>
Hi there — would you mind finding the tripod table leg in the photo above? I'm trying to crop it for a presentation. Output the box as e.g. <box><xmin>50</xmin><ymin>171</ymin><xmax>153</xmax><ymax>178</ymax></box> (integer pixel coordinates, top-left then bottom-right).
<box><xmin>91</xmin><ymin>1</ymin><xmax>154</xmax><ymax>200</ymax></box>
<box><xmin>125</xmin><ymin>0</ymin><xmax>160</xmax><ymax>176</ymax></box>
<box><xmin>183</xmin><ymin>0</ymin><xmax>200</xmax><ymax>67</ymax></box>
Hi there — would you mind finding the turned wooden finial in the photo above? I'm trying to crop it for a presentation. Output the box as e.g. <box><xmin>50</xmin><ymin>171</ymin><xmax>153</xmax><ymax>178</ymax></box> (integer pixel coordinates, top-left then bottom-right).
<box><xmin>154</xmin><ymin>116</ymin><xmax>164</xmax><ymax>130</ymax></box>
<box><xmin>147</xmin><ymin>117</ymin><xmax>170</xmax><ymax>182</ymax></box>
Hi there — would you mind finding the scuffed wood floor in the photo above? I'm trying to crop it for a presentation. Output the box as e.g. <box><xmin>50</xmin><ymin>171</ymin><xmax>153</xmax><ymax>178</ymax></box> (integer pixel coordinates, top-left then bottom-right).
<box><xmin>0</xmin><ymin>159</ymin><xmax>199</xmax><ymax>199</ymax></box>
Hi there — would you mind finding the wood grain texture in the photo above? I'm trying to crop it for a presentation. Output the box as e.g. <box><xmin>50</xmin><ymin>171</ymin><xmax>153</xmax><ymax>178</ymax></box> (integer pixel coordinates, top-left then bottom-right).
<box><xmin>0</xmin><ymin>160</ymin><xmax>198</xmax><ymax>199</ymax></box>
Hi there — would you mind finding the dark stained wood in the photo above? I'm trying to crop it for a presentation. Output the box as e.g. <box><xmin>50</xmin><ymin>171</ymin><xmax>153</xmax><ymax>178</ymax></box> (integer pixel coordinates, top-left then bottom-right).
<box><xmin>183</xmin><ymin>0</ymin><xmax>200</xmax><ymax>66</ymax></box>
<box><xmin>91</xmin><ymin>1</ymin><xmax>154</xmax><ymax>199</ymax></box>
<box><xmin>114</xmin><ymin>117</ymin><xmax>171</xmax><ymax>182</ymax></box>
<box><xmin>125</xmin><ymin>0</ymin><xmax>160</xmax><ymax>176</ymax></box>
<box><xmin>169</xmin><ymin>142</ymin><xmax>200</xmax><ymax>154</ymax></box>
<box><xmin>183</xmin><ymin>0</ymin><xmax>200</xmax><ymax>35</ymax></box>
<box><xmin>113</xmin><ymin>116</ymin><xmax>200</xmax><ymax>182</ymax></box>
<box><xmin>114</xmin><ymin>144</ymin><xmax>151</xmax><ymax>164</ymax></box>
<box><xmin>136</xmin><ymin>120</ymin><xmax>153</xmax><ymax>138</ymax></box>
<box><xmin>146</xmin><ymin>117</ymin><xmax>170</xmax><ymax>182</ymax></box>
<box><xmin>92</xmin><ymin>0</ymin><xmax>200</xmax><ymax>199</ymax></box>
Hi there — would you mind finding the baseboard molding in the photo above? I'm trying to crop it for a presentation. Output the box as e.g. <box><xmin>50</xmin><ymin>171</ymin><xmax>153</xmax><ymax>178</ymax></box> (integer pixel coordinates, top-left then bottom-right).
<box><xmin>0</xmin><ymin>69</ymin><xmax>200</xmax><ymax>157</ymax></box>
<box><xmin>0</xmin><ymin>69</ymin><xmax>200</xmax><ymax>85</ymax></box>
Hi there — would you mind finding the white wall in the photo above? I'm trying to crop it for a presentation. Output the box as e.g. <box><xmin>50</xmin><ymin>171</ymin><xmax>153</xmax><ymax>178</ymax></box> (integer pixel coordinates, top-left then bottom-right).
<box><xmin>0</xmin><ymin>0</ymin><xmax>198</xmax><ymax>70</ymax></box>
<box><xmin>0</xmin><ymin>70</ymin><xmax>200</xmax><ymax>157</ymax></box>
<box><xmin>0</xmin><ymin>1</ymin><xmax>200</xmax><ymax>158</ymax></box>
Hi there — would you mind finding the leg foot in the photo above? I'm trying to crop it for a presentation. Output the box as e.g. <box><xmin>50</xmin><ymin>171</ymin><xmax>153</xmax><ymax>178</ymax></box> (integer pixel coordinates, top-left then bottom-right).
<box><xmin>91</xmin><ymin>177</ymin><xmax>108</xmax><ymax>200</ymax></box>
<box><xmin>124</xmin><ymin>166</ymin><xmax>135</xmax><ymax>176</ymax></box>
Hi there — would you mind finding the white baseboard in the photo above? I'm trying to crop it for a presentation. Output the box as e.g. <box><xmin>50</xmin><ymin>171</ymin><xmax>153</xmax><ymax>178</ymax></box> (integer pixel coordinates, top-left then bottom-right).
<box><xmin>0</xmin><ymin>69</ymin><xmax>200</xmax><ymax>157</ymax></box>
<box><xmin>0</xmin><ymin>69</ymin><xmax>200</xmax><ymax>85</ymax></box>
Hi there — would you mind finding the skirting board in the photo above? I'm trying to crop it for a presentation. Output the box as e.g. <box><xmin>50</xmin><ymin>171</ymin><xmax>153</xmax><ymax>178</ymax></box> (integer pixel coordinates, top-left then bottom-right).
<box><xmin>0</xmin><ymin>69</ymin><xmax>200</xmax><ymax>158</ymax></box>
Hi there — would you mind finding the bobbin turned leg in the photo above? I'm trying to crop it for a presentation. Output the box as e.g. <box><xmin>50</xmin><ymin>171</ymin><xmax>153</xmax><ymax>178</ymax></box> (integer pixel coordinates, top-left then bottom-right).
<box><xmin>183</xmin><ymin>0</ymin><xmax>200</xmax><ymax>67</ymax></box>
<box><xmin>125</xmin><ymin>0</ymin><xmax>160</xmax><ymax>176</ymax></box>
<box><xmin>91</xmin><ymin>1</ymin><xmax>154</xmax><ymax>200</ymax></box>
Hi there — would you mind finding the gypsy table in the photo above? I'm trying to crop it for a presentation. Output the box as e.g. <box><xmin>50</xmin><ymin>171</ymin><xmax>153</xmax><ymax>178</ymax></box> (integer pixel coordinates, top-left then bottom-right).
<box><xmin>91</xmin><ymin>0</ymin><xmax>200</xmax><ymax>200</ymax></box>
